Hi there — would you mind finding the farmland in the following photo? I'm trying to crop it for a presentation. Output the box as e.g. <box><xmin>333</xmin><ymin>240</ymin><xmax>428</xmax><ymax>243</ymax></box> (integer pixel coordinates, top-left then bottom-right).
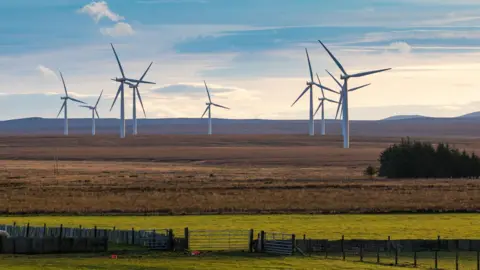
<box><xmin>0</xmin><ymin>135</ymin><xmax>480</xmax><ymax>214</ymax></box>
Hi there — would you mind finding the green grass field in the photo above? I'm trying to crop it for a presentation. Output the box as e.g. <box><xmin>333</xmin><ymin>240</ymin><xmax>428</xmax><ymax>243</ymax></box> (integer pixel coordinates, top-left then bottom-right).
<box><xmin>0</xmin><ymin>214</ymin><xmax>479</xmax><ymax>269</ymax></box>
<box><xmin>1</xmin><ymin>214</ymin><xmax>478</xmax><ymax>239</ymax></box>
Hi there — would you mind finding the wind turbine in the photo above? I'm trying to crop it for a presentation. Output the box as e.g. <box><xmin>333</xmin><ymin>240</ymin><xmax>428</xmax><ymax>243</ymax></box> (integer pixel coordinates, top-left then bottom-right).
<box><xmin>201</xmin><ymin>81</ymin><xmax>230</xmax><ymax>135</ymax></box>
<box><xmin>318</xmin><ymin>40</ymin><xmax>390</xmax><ymax>148</ymax></box>
<box><xmin>124</xmin><ymin>62</ymin><xmax>155</xmax><ymax>136</ymax></box>
<box><xmin>314</xmin><ymin>73</ymin><xmax>339</xmax><ymax>136</ymax></box>
<box><xmin>109</xmin><ymin>43</ymin><xmax>155</xmax><ymax>138</ymax></box>
<box><xmin>79</xmin><ymin>90</ymin><xmax>103</xmax><ymax>136</ymax></box>
<box><xmin>56</xmin><ymin>72</ymin><xmax>86</xmax><ymax>136</ymax></box>
<box><xmin>325</xmin><ymin>69</ymin><xmax>371</xmax><ymax>137</ymax></box>
<box><xmin>291</xmin><ymin>48</ymin><xmax>337</xmax><ymax>136</ymax></box>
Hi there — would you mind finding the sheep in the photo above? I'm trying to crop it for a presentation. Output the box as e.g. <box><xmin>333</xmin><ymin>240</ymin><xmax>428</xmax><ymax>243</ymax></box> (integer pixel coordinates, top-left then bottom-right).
<box><xmin>0</xmin><ymin>230</ymin><xmax>10</xmax><ymax>238</ymax></box>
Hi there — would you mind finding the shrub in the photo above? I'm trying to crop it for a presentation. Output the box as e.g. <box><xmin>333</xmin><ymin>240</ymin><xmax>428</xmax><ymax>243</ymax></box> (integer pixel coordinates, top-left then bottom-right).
<box><xmin>378</xmin><ymin>137</ymin><xmax>480</xmax><ymax>179</ymax></box>
<box><xmin>364</xmin><ymin>165</ymin><xmax>378</xmax><ymax>179</ymax></box>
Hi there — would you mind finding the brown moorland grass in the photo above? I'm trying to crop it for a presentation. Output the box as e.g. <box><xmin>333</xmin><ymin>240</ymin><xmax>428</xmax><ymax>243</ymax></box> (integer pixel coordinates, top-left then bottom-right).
<box><xmin>0</xmin><ymin>134</ymin><xmax>479</xmax><ymax>214</ymax></box>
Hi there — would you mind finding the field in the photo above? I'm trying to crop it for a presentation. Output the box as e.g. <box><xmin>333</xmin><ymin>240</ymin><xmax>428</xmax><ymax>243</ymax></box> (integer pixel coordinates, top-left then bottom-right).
<box><xmin>1</xmin><ymin>214</ymin><xmax>479</xmax><ymax>269</ymax></box>
<box><xmin>1</xmin><ymin>134</ymin><xmax>480</xmax><ymax>269</ymax></box>
<box><xmin>0</xmin><ymin>135</ymin><xmax>480</xmax><ymax>214</ymax></box>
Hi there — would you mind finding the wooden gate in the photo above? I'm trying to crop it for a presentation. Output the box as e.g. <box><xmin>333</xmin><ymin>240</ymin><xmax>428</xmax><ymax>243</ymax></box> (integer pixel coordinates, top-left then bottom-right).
<box><xmin>188</xmin><ymin>229</ymin><xmax>253</xmax><ymax>251</ymax></box>
<box><xmin>263</xmin><ymin>232</ymin><xmax>294</xmax><ymax>255</ymax></box>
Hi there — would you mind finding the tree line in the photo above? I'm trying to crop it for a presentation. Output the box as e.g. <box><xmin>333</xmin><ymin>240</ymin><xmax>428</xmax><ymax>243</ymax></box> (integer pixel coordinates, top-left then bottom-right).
<box><xmin>376</xmin><ymin>137</ymin><xmax>480</xmax><ymax>178</ymax></box>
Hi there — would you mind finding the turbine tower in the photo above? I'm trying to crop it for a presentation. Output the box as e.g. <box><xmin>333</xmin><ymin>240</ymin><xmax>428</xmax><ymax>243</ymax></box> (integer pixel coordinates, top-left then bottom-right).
<box><xmin>79</xmin><ymin>90</ymin><xmax>103</xmax><ymax>136</ymax></box>
<box><xmin>201</xmin><ymin>81</ymin><xmax>230</xmax><ymax>135</ymax></box>
<box><xmin>313</xmin><ymin>73</ymin><xmax>339</xmax><ymax>136</ymax></box>
<box><xmin>124</xmin><ymin>62</ymin><xmax>155</xmax><ymax>136</ymax></box>
<box><xmin>292</xmin><ymin>48</ymin><xmax>337</xmax><ymax>136</ymax></box>
<box><xmin>319</xmin><ymin>40</ymin><xmax>391</xmax><ymax>148</ymax></box>
<box><xmin>56</xmin><ymin>72</ymin><xmax>86</xmax><ymax>136</ymax></box>
<box><xmin>110</xmin><ymin>43</ymin><xmax>155</xmax><ymax>138</ymax></box>
<box><xmin>326</xmin><ymin>69</ymin><xmax>371</xmax><ymax>137</ymax></box>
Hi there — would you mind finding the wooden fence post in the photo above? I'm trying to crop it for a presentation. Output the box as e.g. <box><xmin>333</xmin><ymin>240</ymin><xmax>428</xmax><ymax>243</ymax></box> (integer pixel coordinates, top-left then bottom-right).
<box><xmin>260</xmin><ymin>231</ymin><xmax>265</xmax><ymax>252</ymax></box>
<box><xmin>341</xmin><ymin>235</ymin><xmax>345</xmax><ymax>261</ymax></box>
<box><xmin>131</xmin><ymin>228</ymin><xmax>135</xmax><ymax>245</ymax></box>
<box><xmin>184</xmin><ymin>227</ymin><xmax>189</xmax><ymax>250</ymax></box>
<box><xmin>414</xmin><ymin>251</ymin><xmax>417</xmax><ymax>267</ymax></box>
<box><xmin>25</xmin><ymin>223</ymin><xmax>30</xmax><ymax>237</ymax></box>
<box><xmin>395</xmin><ymin>246</ymin><xmax>398</xmax><ymax>266</ymax></box>
<box><xmin>43</xmin><ymin>223</ymin><xmax>47</xmax><ymax>238</ymax></box>
<box><xmin>377</xmin><ymin>246</ymin><xmax>380</xmax><ymax>264</ymax></box>
<box><xmin>248</xmin><ymin>229</ymin><xmax>254</xmax><ymax>253</ymax></box>
<box><xmin>455</xmin><ymin>240</ymin><xmax>459</xmax><ymax>270</ymax></box>
<box><xmin>291</xmin><ymin>234</ymin><xmax>296</xmax><ymax>255</ymax></box>
<box><xmin>477</xmin><ymin>250</ymin><xmax>479</xmax><ymax>270</ymax></box>
<box><xmin>94</xmin><ymin>226</ymin><xmax>97</xmax><ymax>238</ymax></box>
<box><xmin>434</xmin><ymin>250</ymin><xmax>438</xmax><ymax>270</ymax></box>
<box><xmin>360</xmin><ymin>244</ymin><xmax>364</xmax><ymax>262</ymax></box>
<box><xmin>59</xmin><ymin>224</ymin><xmax>63</xmax><ymax>240</ymax></box>
<box><xmin>168</xmin><ymin>229</ymin><xmax>174</xmax><ymax>251</ymax></box>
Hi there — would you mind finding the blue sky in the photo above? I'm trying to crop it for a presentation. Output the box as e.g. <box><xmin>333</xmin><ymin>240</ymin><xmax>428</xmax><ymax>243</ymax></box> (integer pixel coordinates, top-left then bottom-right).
<box><xmin>2</xmin><ymin>0</ymin><xmax>480</xmax><ymax>120</ymax></box>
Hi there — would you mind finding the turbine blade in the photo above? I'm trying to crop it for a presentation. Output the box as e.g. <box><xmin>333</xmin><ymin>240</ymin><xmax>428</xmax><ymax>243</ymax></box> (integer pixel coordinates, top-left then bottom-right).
<box><xmin>349</xmin><ymin>83</ymin><xmax>371</xmax><ymax>92</ymax></box>
<box><xmin>79</xmin><ymin>105</ymin><xmax>90</xmax><ymax>108</ymax></box>
<box><xmin>136</xmin><ymin>62</ymin><xmax>153</xmax><ymax>87</ymax></box>
<box><xmin>59</xmin><ymin>71</ymin><xmax>68</xmax><ymax>96</ymax></box>
<box><xmin>349</xmin><ymin>68</ymin><xmax>391</xmax><ymax>78</ymax></box>
<box><xmin>312</xmin><ymin>83</ymin><xmax>339</xmax><ymax>94</ymax></box>
<box><xmin>335</xmin><ymin>92</ymin><xmax>343</xmax><ymax>120</ymax></box>
<box><xmin>94</xmin><ymin>90</ymin><xmax>103</xmax><ymax>108</ymax></box>
<box><xmin>201</xmin><ymin>106</ymin><xmax>209</xmax><ymax>118</ymax></box>
<box><xmin>324</xmin><ymin>98</ymin><xmax>339</xmax><ymax>103</ymax></box>
<box><xmin>136</xmin><ymin>87</ymin><xmax>147</xmax><ymax>118</ymax></box>
<box><xmin>326</xmin><ymin>69</ymin><xmax>342</xmax><ymax>88</ymax></box>
<box><xmin>291</xmin><ymin>86</ymin><xmax>309</xmax><ymax>107</ymax></box>
<box><xmin>110</xmin><ymin>84</ymin><xmax>122</xmax><ymax>111</ymax></box>
<box><xmin>111</xmin><ymin>43</ymin><xmax>126</xmax><ymax>78</ymax></box>
<box><xmin>318</xmin><ymin>40</ymin><xmax>347</xmax><ymax>76</ymax></box>
<box><xmin>56</xmin><ymin>101</ymin><xmax>66</xmax><ymax>118</ymax></box>
<box><xmin>95</xmin><ymin>109</ymin><xmax>100</xmax><ymax>119</ymax></box>
<box><xmin>68</xmin><ymin>97</ymin><xmax>86</xmax><ymax>104</ymax></box>
<box><xmin>212</xmin><ymin>103</ymin><xmax>230</xmax><ymax>110</ymax></box>
<box><xmin>305</xmin><ymin>48</ymin><xmax>314</xmax><ymax>82</ymax></box>
<box><xmin>125</xmin><ymin>78</ymin><xmax>155</xmax><ymax>85</ymax></box>
<box><xmin>314</xmin><ymin>101</ymin><xmax>323</xmax><ymax>117</ymax></box>
<box><xmin>316</xmin><ymin>73</ymin><xmax>325</xmax><ymax>98</ymax></box>
<box><xmin>204</xmin><ymin>81</ymin><xmax>212</xmax><ymax>103</ymax></box>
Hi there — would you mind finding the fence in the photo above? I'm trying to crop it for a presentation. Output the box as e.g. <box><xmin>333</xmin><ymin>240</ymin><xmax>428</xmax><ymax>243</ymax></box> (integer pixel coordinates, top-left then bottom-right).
<box><xmin>1</xmin><ymin>223</ymin><xmax>172</xmax><ymax>251</ymax></box>
<box><xmin>262</xmin><ymin>231</ymin><xmax>295</xmax><ymax>256</ymax></box>
<box><xmin>185</xmin><ymin>228</ymin><xmax>253</xmax><ymax>252</ymax></box>
<box><xmin>297</xmin><ymin>235</ymin><xmax>480</xmax><ymax>270</ymax></box>
<box><xmin>0</xmin><ymin>237</ymin><xmax>108</xmax><ymax>254</ymax></box>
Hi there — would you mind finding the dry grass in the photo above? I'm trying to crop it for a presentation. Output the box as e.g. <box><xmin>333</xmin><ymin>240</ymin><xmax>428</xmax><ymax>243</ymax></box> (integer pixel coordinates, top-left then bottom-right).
<box><xmin>1</xmin><ymin>134</ymin><xmax>479</xmax><ymax>214</ymax></box>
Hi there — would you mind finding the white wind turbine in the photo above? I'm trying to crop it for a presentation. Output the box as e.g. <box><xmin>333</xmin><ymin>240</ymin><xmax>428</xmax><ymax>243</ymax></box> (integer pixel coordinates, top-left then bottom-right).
<box><xmin>110</xmin><ymin>43</ymin><xmax>155</xmax><ymax>138</ymax></box>
<box><xmin>56</xmin><ymin>72</ymin><xmax>86</xmax><ymax>136</ymax></box>
<box><xmin>313</xmin><ymin>73</ymin><xmax>339</xmax><ymax>136</ymax></box>
<box><xmin>201</xmin><ymin>81</ymin><xmax>230</xmax><ymax>135</ymax></box>
<box><xmin>79</xmin><ymin>90</ymin><xmax>103</xmax><ymax>136</ymax></box>
<box><xmin>318</xmin><ymin>40</ymin><xmax>391</xmax><ymax>148</ymax></box>
<box><xmin>291</xmin><ymin>48</ymin><xmax>337</xmax><ymax>136</ymax></box>
<box><xmin>325</xmin><ymin>69</ymin><xmax>371</xmax><ymax>137</ymax></box>
<box><xmin>124</xmin><ymin>62</ymin><xmax>155</xmax><ymax>136</ymax></box>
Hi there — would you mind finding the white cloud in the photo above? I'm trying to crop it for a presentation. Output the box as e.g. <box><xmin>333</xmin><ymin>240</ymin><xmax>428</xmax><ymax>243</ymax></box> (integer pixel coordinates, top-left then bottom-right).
<box><xmin>78</xmin><ymin>1</ymin><xmax>124</xmax><ymax>23</ymax></box>
<box><xmin>100</xmin><ymin>22</ymin><xmax>135</xmax><ymax>37</ymax></box>
<box><xmin>388</xmin><ymin>42</ymin><xmax>412</xmax><ymax>54</ymax></box>
<box><xmin>37</xmin><ymin>65</ymin><xmax>57</xmax><ymax>79</ymax></box>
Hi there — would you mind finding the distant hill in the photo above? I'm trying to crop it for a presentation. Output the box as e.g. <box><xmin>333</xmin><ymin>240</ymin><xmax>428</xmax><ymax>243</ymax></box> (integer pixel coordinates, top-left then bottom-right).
<box><xmin>459</xmin><ymin>111</ymin><xmax>480</xmax><ymax>118</ymax></box>
<box><xmin>382</xmin><ymin>115</ymin><xmax>426</xmax><ymax>121</ymax></box>
<box><xmin>2</xmin><ymin>116</ymin><xmax>480</xmax><ymax>138</ymax></box>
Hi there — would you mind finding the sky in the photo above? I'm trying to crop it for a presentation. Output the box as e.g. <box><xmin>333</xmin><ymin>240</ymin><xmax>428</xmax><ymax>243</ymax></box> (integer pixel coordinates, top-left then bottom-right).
<box><xmin>2</xmin><ymin>0</ymin><xmax>480</xmax><ymax>120</ymax></box>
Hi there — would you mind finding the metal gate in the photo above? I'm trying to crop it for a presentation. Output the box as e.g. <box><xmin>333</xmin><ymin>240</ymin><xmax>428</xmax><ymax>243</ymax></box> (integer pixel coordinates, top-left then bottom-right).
<box><xmin>139</xmin><ymin>229</ymin><xmax>171</xmax><ymax>250</ymax></box>
<box><xmin>263</xmin><ymin>232</ymin><xmax>294</xmax><ymax>255</ymax></box>
<box><xmin>189</xmin><ymin>229</ymin><xmax>252</xmax><ymax>251</ymax></box>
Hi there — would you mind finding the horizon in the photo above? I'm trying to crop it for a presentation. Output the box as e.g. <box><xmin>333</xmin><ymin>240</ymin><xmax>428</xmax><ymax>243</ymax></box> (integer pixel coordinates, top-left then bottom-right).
<box><xmin>2</xmin><ymin>1</ymin><xmax>480</xmax><ymax>121</ymax></box>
